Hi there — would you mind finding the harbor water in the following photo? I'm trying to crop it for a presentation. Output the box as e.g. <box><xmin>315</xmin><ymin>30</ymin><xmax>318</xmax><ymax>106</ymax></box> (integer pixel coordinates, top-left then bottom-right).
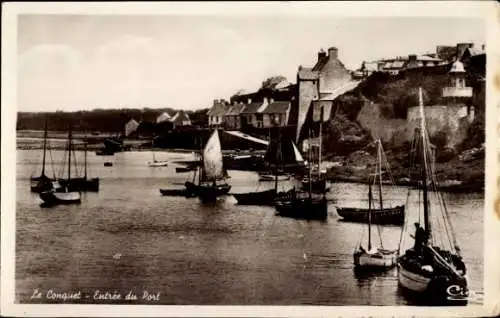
<box><xmin>15</xmin><ymin>149</ymin><xmax>484</xmax><ymax>305</ymax></box>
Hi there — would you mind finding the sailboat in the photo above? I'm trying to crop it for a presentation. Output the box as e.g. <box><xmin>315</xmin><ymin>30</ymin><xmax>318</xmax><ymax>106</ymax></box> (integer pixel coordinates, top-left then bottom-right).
<box><xmin>301</xmin><ymin>107</ymin><xmax>330</xmax><ymax>193</ymax></box>
<box><xmin>232</xmin><ymin>126</ymin><xmax>291</xmax><ymax>206</ymax></box>
<box><xmin>184</xmin><ymin>129</ymin><xmax>231</xmax><ymax>202</ymax></box>
<box><xmin>336</xmin><ymin>139</ymin><xmax>405</xmax><ymax>225</ymax></box>
<box><xmin>353</xmin><ymin>181</ymin><xmax>397</xmax><ymax>269</ymax></box>
<box><xmin>274</xmin><ymin>128</ymin><xmax>328</xmax><ymax>221</ymax></box>
<box><xmin>397</xmin><ymin>88</ymin><xmax>468</xmax><ymax>305</ymax></box>
<box><xmin>30</xmin><ymin>117</ymin><xmax>55</xmax><ymax>193</ymax></box>
<box><xmin>39</xmin><ymin>126</ymin><xmax>82</xmax><ymax>205</ymax></box>
<box><xmin>58</xmin><ymin>133</ymin><xmax>99</xmax><ymax>192</ymax></box>
<box><xmin>148</xmin><ymin>136</ymin><xmax>168</xmax><ymax>167</ymax></box>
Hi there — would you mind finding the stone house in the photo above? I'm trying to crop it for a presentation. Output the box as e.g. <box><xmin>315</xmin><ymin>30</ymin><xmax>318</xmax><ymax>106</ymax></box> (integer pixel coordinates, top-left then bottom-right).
<box><xmin>224</xmin><ymin>102</ymin><xmax>246</xmax><ymax>130</ymax></box>
<box><xmin>207</xmin><ymin>99</ymin><xmax>230</xmax><ymax>127</ymax></box>
<box><xmin>261</xmin><ymin>98</ymin><xmax>291</xmax><ymax>128</ymax></box>
<box><xmin>240</xmin><ymin>98</ymin><xmax>267</xmax><ymax>129</ymax></box>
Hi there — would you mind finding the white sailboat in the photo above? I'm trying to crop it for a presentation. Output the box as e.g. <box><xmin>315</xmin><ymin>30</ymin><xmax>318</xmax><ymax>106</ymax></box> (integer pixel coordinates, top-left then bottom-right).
<box><xmin>184</xmin><ymin>129</ymin><xmax>231</xmax><ymax>202</ymax></box>
<box><xmin>353</xmin><ymin>181</ymin><xmax>397</xmax><ymax>269</ymax></box>
<box><xmin>397</xmin><ymin>88</ymin><xmax>468</xmax><ymax>305</ymax></box>
<box><xmin>40</xmin><ymin>126</ymin><xmax>81</xmax><ymax>205</ymax></box>
<box><xmin>148</xmin><ymin>137</ymin><xmax>168</xmax><ymax>167</ymax></box>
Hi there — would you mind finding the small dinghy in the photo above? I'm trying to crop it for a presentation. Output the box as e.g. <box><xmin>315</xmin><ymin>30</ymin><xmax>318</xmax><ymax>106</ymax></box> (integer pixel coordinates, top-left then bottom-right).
<box><xmin>104</xmin><ymin>162</ymin><xmax>113</xmax><ymax>167</ymax></box>
<box><xmin>159</xmin><ymin>188</ymin><xmax>195</xmax><ymax>197</ymax></box>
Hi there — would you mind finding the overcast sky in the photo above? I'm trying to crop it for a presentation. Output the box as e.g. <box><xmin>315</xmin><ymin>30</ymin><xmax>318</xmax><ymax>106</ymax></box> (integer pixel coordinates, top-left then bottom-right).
<box><xmin>17</xmin><ymin>15</ymin><xmax>485</xmax><ymax>112</ymax></box>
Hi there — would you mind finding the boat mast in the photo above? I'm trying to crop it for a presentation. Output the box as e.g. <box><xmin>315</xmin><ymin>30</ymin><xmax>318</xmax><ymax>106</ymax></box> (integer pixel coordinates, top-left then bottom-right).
<box><xmin>419</xmin><ymin>88</ymin><xmax>431</xmax><ymax>236</ymax></box>
<box><xmin>318</xmin><ymin>106</ymin><xmax>323</xmax><ymax>179</ymax></box>
<box><xmin>308</xmin><ymin>128</ymin><xmax>312</xmax><ymax>199</ymax></box>
<box><xmin>84</xmin><ymin>132</ymin><xmax>88</xmax><ymax>179</ymax></box>
<box><xmin>274</xmin><ymin>126</ymin><xmax>280</xmax><ymax>192</ymax></box>
<box><xmin>41</xmin><ymin>116</ymin><xmax>48</xmax><ymax>177</ymax></box>
<box><xmin>67</xmin><ymin>124</ymin><xmax>72</xmax><ymax>180</ymax></box>
<box><xmin>368</xmin><ymin>181</ymin><xmax>373</xmax><ymax>251</ymax></box>
<box><xmin>377</xmin><ymin>140</ymin><xmax>384</xmax><ymax>211</ymax></box>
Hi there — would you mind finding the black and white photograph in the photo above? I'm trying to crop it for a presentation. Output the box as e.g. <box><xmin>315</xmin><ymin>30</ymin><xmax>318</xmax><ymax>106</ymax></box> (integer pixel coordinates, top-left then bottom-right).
<box><xmin>2</xmin><ymin>2</ymin><xmax>499</xmax><ymax>317</ymax></box>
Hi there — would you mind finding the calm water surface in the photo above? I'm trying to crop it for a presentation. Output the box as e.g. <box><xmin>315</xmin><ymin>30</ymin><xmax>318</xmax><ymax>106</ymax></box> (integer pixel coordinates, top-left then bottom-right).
<box><xmin>15</xmin><ymin>149</ymin><xmax>484</xmax><ymax>305</ymax></box>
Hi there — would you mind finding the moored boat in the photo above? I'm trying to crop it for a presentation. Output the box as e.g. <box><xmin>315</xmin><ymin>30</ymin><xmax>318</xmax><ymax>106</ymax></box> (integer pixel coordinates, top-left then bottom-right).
<box><xmin>39</xmin><ymin>126</ymin><xmax>81</xmax><ymax>206</ymax></box>
<box><xmin>159</xmin><ymin>188</ymin><xmax>196</xmax><ymax>197</ymax></box>
<box><xmin>336</xmin><ymin>139</ymin><xmax>405</xmax><ymax>225</ymax></box>
<box><xmin>232</xmin><ymin>188</ymin><xmax>276</xmax><ymax>205</ymax></box>
<box><xmin>397</xmin><ymin>87</ymin><xmax>468</xmax><ymax>306</ymax></box>
<box><xmin>183</xmin><ymin>130</ymin><xmax>231</xmax><ymax>203</ymax></box>
<box><xmin>353</xmin><ymin>182</ymin><xmax>397</xmax><ymax>270</ymax></box>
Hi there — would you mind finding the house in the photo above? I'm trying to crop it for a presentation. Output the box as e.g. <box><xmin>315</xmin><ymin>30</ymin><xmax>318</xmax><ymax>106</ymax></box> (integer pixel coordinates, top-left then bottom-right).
<box><xmin>296</xmin><ymin>46</ymin><xmax>361</xmax><ymax>142</ymax></box>
<box><xmin>261</xmin><ymin>99</ymin><xmax>291</xmax><ymax>128</ymax></box>
<box><xmin>207</xmin><ymin>99</ymin><xmax>230</xmax><ymax>127</ymax></box>
<box><xmin>171</xmin><ymin>110</ymin><xmax>191</xmax><ymax>128</ymax></box>
<box><xmin>224</xmin><ymin>102</ymin><xmax>246</xmax><ymax>130</ymax></box>
<box><xmin>240</xmin><ymin>98</ymin><xmax>267</xmax><ymax>129</ymax></box>
<box><xmin>156</xmin><ymin>112</ymin><xmax>172</xmax><ymax>123</ymax></box>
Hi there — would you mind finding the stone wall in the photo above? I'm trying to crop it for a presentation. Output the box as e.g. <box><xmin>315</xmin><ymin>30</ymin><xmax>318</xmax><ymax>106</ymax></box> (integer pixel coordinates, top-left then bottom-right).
<box><xmin>357</xmin><ymin>102</ymin><xmax>472</xmax><ymax>148</ymax></box>
<box><xmin>296</xmin><ymin>79</ymin><xmax>318</xmax><ymax>141</ymax></box>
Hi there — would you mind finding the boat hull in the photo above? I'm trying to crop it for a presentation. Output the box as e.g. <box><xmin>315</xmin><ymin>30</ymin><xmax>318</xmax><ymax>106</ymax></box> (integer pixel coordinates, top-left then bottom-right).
<box><xmin>354</xmin><ymin>249</ymin><xmax>397</xmax><ymax>269</ymax></box>
<box><xmin>159</xmin><ymin>188</ymin><xmax>196</xmax><ymax>197</ymax></box>
<box><xmin>30</xmin><ymin>176</ymin><xmax>54</xmax><ymax>193</ymax></box>
<box><xmin>40</xmin><ymin>190</ymin><xmax>81</xmax><ymax>205</ymax></box>
<box><xmin>148</xmin><ymin>161</ymin><xmax>169</xmax><ymax>167</ymax></box>
<box><xmin>175</xmin><ymin>167</ymin><xmax>193</xmax><ymax>173</ymax></box>
<box><xmin>58</xmin><ymin>178</ymin><xmax>100</xmax><ymax>192</ymax></box>
<box><xmin>184</xmin><ymin>181</ymin><xmax>231</xmax><ymax>202</ymax></box>
<box><xmin>232</xmin><ymin>189</ymin><xmax>276</xmax><ymax>205</ymax></box>
<box><xmin>275</xmin><ymin>197</ymin><xmax>328</xmax><ymax>221</ymax></box>
<box><xmin>259</xmin><ymin>174</ymin><xmax>290</xmax><ymax>182</ymax></box>
<box><xmin>397</xmin><ymin>250</ymin><xmax>469</xmax><ymax>305</ymax></box>
<box><xmin>336</xmin><ymin>205</ymin><xmax>405</xmax><ymax>225</ymax></box>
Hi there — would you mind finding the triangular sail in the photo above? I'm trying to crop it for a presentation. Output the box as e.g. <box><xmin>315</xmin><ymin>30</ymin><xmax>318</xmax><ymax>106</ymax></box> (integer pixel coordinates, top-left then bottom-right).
<box><xmin>292</xmin><ymin>142</ymin><xmax>304</xmax><ymax>163</ymax></box>
<box><xmin>202</xmin><ymin>130</ymin><xmax>224</xmax><ymax>181</ymax></box>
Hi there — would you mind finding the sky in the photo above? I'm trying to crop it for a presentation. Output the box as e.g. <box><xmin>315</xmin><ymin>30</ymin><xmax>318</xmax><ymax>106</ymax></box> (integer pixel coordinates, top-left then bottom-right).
<box><xmin>17</xmin><ymin>15</ymin><xmax>485</xmax><ymax>112</ymax></box>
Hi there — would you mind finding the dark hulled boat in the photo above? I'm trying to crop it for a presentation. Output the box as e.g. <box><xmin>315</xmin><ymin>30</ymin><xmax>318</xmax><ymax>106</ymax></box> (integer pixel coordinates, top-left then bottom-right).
<box><xmin>57</xmin><ymin>135</ymin><xmax>99</xmax><ymax>192</ymax></box>
<box><xmin>336</xmin><ymin>139</ymin><xmax>405</xmax><ymax>225</ymax></box>
<box><xmin>336</xmin><ymin>205</ymin><xmax>405</xmax><ymax>225</ymax></box>
<box><xmin>232</xmin><ymin>188</ymin><xmax>276</xmax><ymax>205</ymax></box>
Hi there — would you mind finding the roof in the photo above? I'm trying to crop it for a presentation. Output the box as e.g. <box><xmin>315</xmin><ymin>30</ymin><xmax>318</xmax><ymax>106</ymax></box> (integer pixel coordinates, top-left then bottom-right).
<box><xmin>261</xmin><ymin>101</ymin><xmax>290</xmax><ymax>114</ymax></box>
<box><xmin>171</xmin><ymin>110</ymin><xmax>190</xmax><ymax>122</ymax></box>
<box><xmin>311</xmin><ymin>100</ymin><xmax>334</xmax><ymax>122</ymax></box>
<box><xmin>274</xmin><ymin>79</ymin><xmax>291</xmax><ymax>90</ymax></box>
<box><xmin>207</xmin><ymin>101</ymin><xmax>230</xmax><ymax>116</ymax></box>
<box><xmin>449</xmin><ymin>60</ymin><xmax>466</xmax><ymax>73</ymax></box>
<box><xmin>240</xmin><ymin>102</ymin><xmax>264</xmax><ymax>114</ymax></box>
<box><xmin>468</xmin><ymin>46</ymin><xmax>485</xmax><ymax>57</ymax></box>
<box><xmin>312</xmin><ymin>55</ymin><xmax>328</xmax><ymax>71</ymax></box>
<box><xmin>298</xmin><ymin>67</ymin><xmax>319</xmax><ymax>80</ymax></box>
<box><xmin>156</xmin><ymin>112</ymin><xmax>172</xmax><ymax>123</ymax></box>
<box><xmin>319</xmin><ymin>80</ymin><xmax>363</xmax><ymax>101</ymax></box>
<box><xmin>224</xmin><ymin>131</ymin><xmax>269</xmax><ymax>146</ymax></box>
<box><xmin>436</xmin><ymin>45</ymin><xmax>457</xmax><ymax>61</ymax></box>
<box><xmin>225</xmin><ymin>103</ymin><xmax>246</xmax><ymax>116</ymax></box>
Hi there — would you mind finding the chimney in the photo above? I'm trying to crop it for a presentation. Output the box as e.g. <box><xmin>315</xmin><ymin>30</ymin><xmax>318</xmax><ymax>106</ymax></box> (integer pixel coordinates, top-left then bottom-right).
<box><xmin>409</xmin><ymin>55</ymin><xmax>417</xmax><ymax>61</ymax></box>
<box><xmin>328</xmin><ymin>47</ymin><xmax>338</xmax><ymax>59</ymax></box>
<box><xmin>482</xmin><ymin>44</ymin><xmax>485</xmax><ymax>51</ymax></box>
<box><xmin>318</xmin><ymin>49</ymin><xmax>327</xmax><ymax>62</ymax></box>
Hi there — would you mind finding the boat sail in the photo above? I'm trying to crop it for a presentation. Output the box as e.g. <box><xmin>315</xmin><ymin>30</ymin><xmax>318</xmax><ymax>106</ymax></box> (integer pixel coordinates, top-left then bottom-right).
<box><xmin>40</xmin><ymin>125</ymin><xmax>81</xmax><ymax>205</ymax></box>
<box><xmin>184</xmin><ymin>129</ymin><xmax>231</xmax><ymax>202</ymax></box>
<box><xmin>274</xmin><ymin>127</ymin><xmax>328</xmax><ymax>221</ymax></box>
<box><xmin>30</xmin><ymin>117</ymin><xmax>55</xmax><ymax>193</ymax></box>
<box><xmin>353</xmin><ymin>180</ymin><xmax>397</xmax><ymax>270</ymax></box>
<box><xmin>336</xmin><ymin>139</ymin><xmax>405</xmax><ymax>225</ymax></box>
<box><xmin>397</xmin><ymin>88</ymin><xmax>468</xmax><ymax>305</ymax></box>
